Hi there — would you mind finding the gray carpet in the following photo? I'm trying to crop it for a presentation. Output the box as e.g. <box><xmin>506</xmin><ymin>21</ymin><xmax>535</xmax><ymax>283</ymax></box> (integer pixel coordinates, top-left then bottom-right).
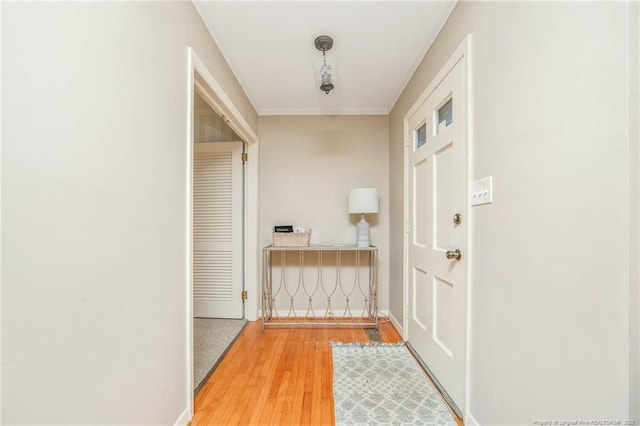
<box><xmin>331</xmin><ymin>342</ymin><xmax>456</xmax><ymax>425</ymax></box>
<box><xmin>194</xmin><ymin>318</ymin><xmax>247</xmax><ymax>393</ymax></box>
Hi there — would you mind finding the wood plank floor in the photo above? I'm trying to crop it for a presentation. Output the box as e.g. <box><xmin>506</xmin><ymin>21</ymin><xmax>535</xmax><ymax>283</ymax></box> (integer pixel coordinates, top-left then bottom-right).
<box><xmin>192</xmin><ymin>320</ymin><xmax>462</xmax><ymax>425</ymax></box>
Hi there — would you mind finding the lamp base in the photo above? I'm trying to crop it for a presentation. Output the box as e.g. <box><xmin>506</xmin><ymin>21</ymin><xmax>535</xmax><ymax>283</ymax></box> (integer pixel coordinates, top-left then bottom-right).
<box><xmin>355</xmin><ymin>214</ymin><xmax>370</xmax><ymax>248</ymax></box>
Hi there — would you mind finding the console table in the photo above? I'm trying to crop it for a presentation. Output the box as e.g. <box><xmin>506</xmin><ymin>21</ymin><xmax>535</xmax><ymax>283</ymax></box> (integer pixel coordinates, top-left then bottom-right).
<box><xmin>262</xmin><ymin>245</ymin><xmax>378</xmax><ymax>331</ymax></box>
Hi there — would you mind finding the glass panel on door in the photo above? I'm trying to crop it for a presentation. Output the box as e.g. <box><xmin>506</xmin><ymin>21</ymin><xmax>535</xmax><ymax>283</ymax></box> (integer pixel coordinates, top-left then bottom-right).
<box><xmin>415</xmin><ymin>122</ymin><xmax>427</xmax><ymax>150</ymax></box>
<box><xmin>436</xmin><ymin>98</ymin><xmax>453</xmax><ymax>134</ymax></box>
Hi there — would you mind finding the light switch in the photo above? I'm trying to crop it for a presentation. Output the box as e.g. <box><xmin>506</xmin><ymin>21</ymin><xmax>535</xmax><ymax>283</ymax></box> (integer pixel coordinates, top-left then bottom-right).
<box><xmin>471</xmin><ymin>176</ymin><xmax>493</xmax><ymax>206</ymax></box>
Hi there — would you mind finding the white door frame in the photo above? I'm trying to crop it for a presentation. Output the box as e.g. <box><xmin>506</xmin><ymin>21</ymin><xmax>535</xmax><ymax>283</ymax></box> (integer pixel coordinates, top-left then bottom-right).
<box><xmin>185</xmin><ymin>47</ymin><xmax>259</xmax><ymax>420</ymax></box>
<box><xmin>402</xmin><ymin>35</ymin><xmax>472</xmax><ymax>420</ymax></box>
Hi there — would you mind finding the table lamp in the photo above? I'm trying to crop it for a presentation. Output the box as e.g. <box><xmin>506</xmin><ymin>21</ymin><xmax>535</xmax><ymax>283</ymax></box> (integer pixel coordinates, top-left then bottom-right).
<box><xmin>348</xmin><ymin>188</ymin><xmax>379</xmax><ymax>247</ymax></box>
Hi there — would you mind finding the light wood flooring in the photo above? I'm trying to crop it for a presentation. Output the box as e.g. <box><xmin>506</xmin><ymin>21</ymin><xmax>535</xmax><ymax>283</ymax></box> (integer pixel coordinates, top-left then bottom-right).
<box><xmin>192</xmin><ymin>320</ymin><xmax>462</xmax><ymax>425</ymax></box>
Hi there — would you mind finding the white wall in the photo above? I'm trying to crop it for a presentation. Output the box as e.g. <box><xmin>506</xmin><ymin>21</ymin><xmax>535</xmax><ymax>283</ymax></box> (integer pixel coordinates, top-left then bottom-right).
<box><xmin>389</xmin><ymin>1</ymin><xmax>636</xmax><ymax>423</ymax></box>
<box><xmin>1</xmin><ymin>2</ymin><xmax>256</xmax><ymax>424</ymax></box>
<box><xmin>0</xmin><ymin>0</ymin><xmax>4</xmax><ymax>420</ymax></box>
<box><xmin>630</xmin><ymin>1</ymin><xmax>640</xmax><ymax>420</ymax></box>
<box><xmin>258</xmin><ymin>115</ymin><xmax>390</xmax><ymax>312</ymax></box>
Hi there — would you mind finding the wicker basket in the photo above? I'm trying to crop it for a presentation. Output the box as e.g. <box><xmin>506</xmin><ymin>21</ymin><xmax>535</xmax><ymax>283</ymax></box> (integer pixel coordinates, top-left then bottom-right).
<box><xmin>272</xmin><ymin>232</ymin><xmax>310</xmax><ymax>247</ymax></box>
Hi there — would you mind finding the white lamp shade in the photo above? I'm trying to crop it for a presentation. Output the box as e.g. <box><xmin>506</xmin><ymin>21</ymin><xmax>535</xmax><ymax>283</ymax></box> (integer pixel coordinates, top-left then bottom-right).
<box><xmin>348</xmin><ymin>188</ymin><xmax>379</xmax><ymax>214</ymax></box>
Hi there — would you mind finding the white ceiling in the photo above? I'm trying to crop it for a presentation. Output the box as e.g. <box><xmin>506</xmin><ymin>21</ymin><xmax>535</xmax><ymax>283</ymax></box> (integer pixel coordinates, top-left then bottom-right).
<box><xmin>194</xmin><ymin>1</ymin><xmax>457</xmax><ymax>116</ymax></box>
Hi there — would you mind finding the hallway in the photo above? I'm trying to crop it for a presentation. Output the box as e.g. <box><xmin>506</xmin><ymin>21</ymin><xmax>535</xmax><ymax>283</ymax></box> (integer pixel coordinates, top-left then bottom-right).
<box><xmin>192</xmin><ymin>322</ymin><xmax>457</xmax><ymax>425</ymax></box>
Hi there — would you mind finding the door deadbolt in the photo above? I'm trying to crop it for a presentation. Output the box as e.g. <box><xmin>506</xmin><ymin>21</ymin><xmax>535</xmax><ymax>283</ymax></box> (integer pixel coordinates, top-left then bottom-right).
<box><xmin>446</xmin><ymin>249</ymin><xmax>462</xmax><ymax>261</ymax></box>
<box><xmin>453</xmin><ymin>213</ymin><xmax>462</xmax><ymax>225</ymax></box>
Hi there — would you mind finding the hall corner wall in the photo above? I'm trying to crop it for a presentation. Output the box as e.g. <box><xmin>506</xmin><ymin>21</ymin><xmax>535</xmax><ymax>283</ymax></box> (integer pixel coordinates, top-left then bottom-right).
<box><xmin>1</xmin><ymin>2</ymin><xmax>256</xmax><ymax>424</ymax></box>
<box><xmin>258</xmin><ymin>115</ymin><xmax>390</xmax><ymax>313</ymax></box>
<box><xmin>388</xmin><ymin>2</ymin><xmax>635</xmax><ymax>422</ymax></box>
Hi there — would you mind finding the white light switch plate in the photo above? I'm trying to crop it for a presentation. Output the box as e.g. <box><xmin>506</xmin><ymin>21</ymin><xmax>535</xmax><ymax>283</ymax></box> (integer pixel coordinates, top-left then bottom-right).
<box><xmin>471</xmin><ymin>176</ymin><xmax>493</xmax><ymax>206</ymax></box>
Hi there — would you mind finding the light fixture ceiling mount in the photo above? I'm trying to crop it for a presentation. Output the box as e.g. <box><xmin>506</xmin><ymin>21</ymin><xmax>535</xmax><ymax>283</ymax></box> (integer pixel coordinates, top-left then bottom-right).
<box><xmin>314</xmin><ymin>35</ymin><xmax>333</xmax><ymax>52</ymax></box>
<box><xmin>314</xmin><ymin>35</ymin><xmax>335</xmax><ymax>95</ymax></box>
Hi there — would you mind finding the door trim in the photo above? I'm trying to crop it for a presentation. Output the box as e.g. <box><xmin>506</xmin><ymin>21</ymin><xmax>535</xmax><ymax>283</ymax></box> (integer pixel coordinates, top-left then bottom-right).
<box><xmin>185</xmin><ymin>47</ymin><xmax>259</xmax><ymax>421</ymax></box>
<box><xmin>402</xmin><ymin>35</ymin><xmax>472</xmax><ymax>420</ymax></box>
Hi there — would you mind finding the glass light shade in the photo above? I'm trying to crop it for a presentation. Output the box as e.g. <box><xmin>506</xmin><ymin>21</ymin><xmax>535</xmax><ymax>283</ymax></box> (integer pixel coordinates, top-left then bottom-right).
<box><xmin>312</xmin><ymin>55</ymin><xmax>338</xmax><ymax>92</ymax></box>
<box><xmin>348</xmin><ymin>188</ymin><xmax>379</xmax><ymax>214</ymax></box>
<box><xmin>320</xmin><ymin>62</ymin><xmax>334</xmax><ymax>93</ymax></box>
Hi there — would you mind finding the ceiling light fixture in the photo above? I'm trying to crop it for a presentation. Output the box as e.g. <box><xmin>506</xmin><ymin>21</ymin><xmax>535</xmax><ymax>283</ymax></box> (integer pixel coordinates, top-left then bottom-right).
<box><xmin>314</xmin><ymin>35</ymin><xmax>334</xmax><ymax>95</ymax></box>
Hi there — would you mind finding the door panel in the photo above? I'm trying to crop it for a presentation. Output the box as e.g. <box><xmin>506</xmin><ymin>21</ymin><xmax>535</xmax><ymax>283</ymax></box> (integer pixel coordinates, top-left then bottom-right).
<box><xmin>413</xmin><ymin>158</ymin><xmax>429</xmax><ymax>246</ymax></box>
<box><xmin>412</xmin><ymin>266</ymin><xmax>430</xmax><ymax>331</ymax></box>
<box><xmin>434</xmin><ymin>276</ymin><xmax>454</xmax><ymax>356</ymax></box>
<box><xmin>434</xmin><ymin>142</ymin><xmax>454</xmax><ymax>250</ymax></box>
<box><xmin>406</xmin><ymin>57</ymin><xmax>467</xmax><ymax>412</ymax></box>
<box><xmin>193</xmin><ymin>141</ymin><xmax>243</xmax><ymax>319</ymax></box>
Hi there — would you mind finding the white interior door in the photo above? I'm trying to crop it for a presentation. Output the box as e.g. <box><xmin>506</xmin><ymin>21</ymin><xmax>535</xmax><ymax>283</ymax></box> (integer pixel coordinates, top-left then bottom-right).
<box><xmin>406</xmin><ymin>57</ymin><xmax>467</xmax><ymax>412</ymax></box>
<box><xmin>193</xmin><ymin>141</ymin><xmax>243</xmax><ymax>318</ymax></box>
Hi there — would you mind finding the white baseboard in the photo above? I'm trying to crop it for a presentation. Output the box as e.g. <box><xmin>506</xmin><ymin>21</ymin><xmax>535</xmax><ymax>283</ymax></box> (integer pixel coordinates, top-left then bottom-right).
<box><xmin>388</xmin><ymin>311</ymin><xmax>404</xmax><ymax>338</ymax></box>
<box><xmin>465</xmin><ymin>412</ymin><xmax>479</xmax><ymax>426</ymax></box>
<box><xmin>174</xmin><ymin>407</ymin><xmax>190</xmax><ymax>426</ymax></box>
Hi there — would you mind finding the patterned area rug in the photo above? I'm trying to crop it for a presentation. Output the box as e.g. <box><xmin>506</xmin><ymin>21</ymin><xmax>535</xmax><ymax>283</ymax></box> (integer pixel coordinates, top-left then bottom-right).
<box><xmin>331</xmin><ymin>342</ymin><xmax>457</xmax><ymax>425</ymax></box>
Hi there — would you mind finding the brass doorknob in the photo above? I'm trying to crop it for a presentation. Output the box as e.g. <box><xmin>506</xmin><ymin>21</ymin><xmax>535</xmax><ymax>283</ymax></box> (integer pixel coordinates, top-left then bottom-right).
<box><xmin>446</xmin><ymin>249</ymin><xmax>462</xmax><ymax>261</ymax></box>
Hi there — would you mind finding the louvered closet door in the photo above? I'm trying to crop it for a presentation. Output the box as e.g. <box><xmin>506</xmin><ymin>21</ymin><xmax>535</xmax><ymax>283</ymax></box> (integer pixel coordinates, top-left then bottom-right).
<box><xmin>193</xmin><ymin>141</ymin><xmax>243</xmax><ymax>318</ymax></box>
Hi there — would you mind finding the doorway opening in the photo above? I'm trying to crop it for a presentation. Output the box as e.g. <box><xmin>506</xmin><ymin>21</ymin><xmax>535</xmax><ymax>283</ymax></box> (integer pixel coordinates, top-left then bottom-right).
<box><xmin>192</xmin><ymin>91</ymin><xmax>244</xmax><ymax>319</ymax></box>
<box><xmin>186</xmin><ymin>47</ymin><xmax>259</xmax><ymax>419</ymax></box>
<box><xmin>191</xmin><ymin>90</ymin><xmax>247</xmax><ymax>393</ymax></box>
